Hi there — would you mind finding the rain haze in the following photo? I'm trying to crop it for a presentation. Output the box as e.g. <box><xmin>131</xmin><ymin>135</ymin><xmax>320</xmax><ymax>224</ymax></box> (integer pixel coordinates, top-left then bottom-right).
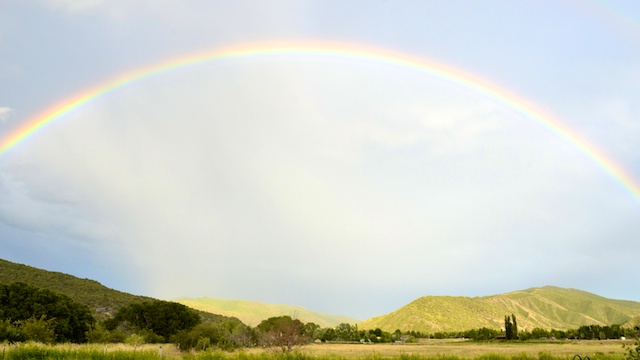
<box><xmin>1</xmin><ymin>1</ymin><xmax>639</xmax><ymax>320</ymax></box>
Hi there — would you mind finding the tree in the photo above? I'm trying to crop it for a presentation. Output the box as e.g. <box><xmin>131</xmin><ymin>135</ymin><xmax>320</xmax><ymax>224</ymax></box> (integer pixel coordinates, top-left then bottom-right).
<box><xmin>504</xmin><ymin>314</ymin><xmax>518</xmax><ymax>340</ymax></box>
<box><xmin>105</xmin><ymin>300</ymin><xmax>200</xmax><ymax>341</ymax></box>
<box><xmin>171</xmin><ymin>318</ymin><xmax>254</xmax><ymax>351</ymax></box>
<box><xmin>0</xmin><ymin>282</ymin><xmax>95</xmax><ymax>343</ymax></box>
<box><xmin>334</xmin><ymin>323</ymin><xmax>357</xmax><ymax>341</ymax></box>
<box><xmin>320</xmin><ymin>327</ymin><xmax>336</xmax><ymax>342</ymax></box>
<box><xmin>85</xmin><ymin>323</ymin><xmax>114</xmax><ymax>343</ymax></box>
<box><xmin>256</xmin><ymin>316</ymin><xmax>309</xmax><ymax>352</ymax></box>
<box><xmin>465</xmin><ymin>327</ymin><xmax>499</xmax><ymax>341</ymax></box>
<box><xmin>303</xmin><ymin>322</ymin><xmax>320</xmax><ymax>340</ymax></box>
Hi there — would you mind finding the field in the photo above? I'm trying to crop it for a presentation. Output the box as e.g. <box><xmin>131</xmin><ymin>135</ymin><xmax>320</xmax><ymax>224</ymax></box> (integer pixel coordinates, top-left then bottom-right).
<box><xmin>1</xmin><ymin>339</ymin><xmax>634</xmax><ymax>360</ymax></box>
<box><xmin>299</xmin><ymin>339</ymin><xmax>632</xmax><ymax>358</ymax></box>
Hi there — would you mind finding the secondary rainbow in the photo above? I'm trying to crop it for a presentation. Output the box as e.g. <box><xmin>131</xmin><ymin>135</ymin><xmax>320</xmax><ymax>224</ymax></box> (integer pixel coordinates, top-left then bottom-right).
<box><xmin>2</xmin><ymin>40</ymin><xmax>639</xmax><ymax>204</ymax></box>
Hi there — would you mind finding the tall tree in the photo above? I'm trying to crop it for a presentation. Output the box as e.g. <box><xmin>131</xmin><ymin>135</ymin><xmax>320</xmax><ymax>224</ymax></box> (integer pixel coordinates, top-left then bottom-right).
<box><xmin>504</xmin><ymin>314</ymin><xmax>518</xmax><ymax>340</ymax></box>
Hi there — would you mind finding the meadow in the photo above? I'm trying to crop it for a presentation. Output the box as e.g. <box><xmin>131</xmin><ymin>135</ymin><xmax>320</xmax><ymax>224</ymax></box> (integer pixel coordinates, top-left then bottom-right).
<box><xmin>2</xmin><ymin>339</ymin><xmax>633</xmax><ymax>360</ymax></box>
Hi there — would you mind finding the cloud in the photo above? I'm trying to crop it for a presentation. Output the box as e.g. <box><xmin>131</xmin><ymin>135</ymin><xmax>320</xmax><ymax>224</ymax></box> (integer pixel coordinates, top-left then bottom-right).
<box><xmin>41</xmin><ymin>0</ymin><xmax>104</xmax><ymax>13</ymax></box>
<box><xmin>0</xmin><ymin>107</ymin><xmax>11</xmax><ymax>122</ymax></box>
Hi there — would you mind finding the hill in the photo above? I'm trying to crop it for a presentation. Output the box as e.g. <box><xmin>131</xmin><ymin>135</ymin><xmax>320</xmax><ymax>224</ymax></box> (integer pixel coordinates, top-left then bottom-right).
<box><xmin>175</xmin><ymin>297</ymin><xmax>358</xmax><ymax>327</ymax></box>
<box><xmin>358</xmin><ymin>286</ymin><xmax>640</xmax><ymax>333</ymax></box>
<box><xmin>0</xmin><ymin>258</ymin><xmax>239</xmax><ymax>324</ymax></box>
<box><xmin>0</xmin><ymin>258</ymin><xmax>155</xmax><ymax>316</ymax></box>
<box><xmin>0</xmin><ymin>258</ymin><xmax>333</xmax><ymax>326</ymax></box>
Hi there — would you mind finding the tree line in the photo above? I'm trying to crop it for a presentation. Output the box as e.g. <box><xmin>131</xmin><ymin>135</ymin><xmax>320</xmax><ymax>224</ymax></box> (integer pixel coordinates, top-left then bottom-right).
<box><xmin>431</xmin><ymin>315</ymin><xmax>639</xmax><ymax>341</ymax></box>
<box><xmin>2</xmin><ymin>284</ymin><xmax>639</xmax><ymax>351</ymax></box>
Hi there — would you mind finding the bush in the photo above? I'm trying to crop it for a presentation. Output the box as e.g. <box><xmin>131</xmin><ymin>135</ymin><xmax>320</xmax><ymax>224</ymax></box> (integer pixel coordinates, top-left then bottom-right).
<box><xmin>0</xmin><ymin>319</ymin><xmax>24</xmax><ymax>343</ymax></box>
<box><xmin>625</xmin><ymin>338</ymin><xmax>640</xmax><ymax>360</ymax></box>
<box><xmin>15</xmin><ymin>317</ymin><xmax>55</xmax><ymax>344</ymax></box>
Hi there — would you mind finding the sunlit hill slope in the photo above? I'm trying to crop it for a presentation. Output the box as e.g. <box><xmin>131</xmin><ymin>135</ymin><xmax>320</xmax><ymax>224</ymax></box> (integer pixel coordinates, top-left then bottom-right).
<box><xmin>175</xmin><ymin>297</ymin><xmax>358</xmax><ymax>327</ymax></box>
<box><xmin>358</xmin><ymin>286</ymin><xmax>640</xmax><ymax>333</ymax></box>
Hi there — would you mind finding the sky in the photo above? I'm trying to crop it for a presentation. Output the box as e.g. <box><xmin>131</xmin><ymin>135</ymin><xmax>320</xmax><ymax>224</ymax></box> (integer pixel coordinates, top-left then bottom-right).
<box><xmin>1</xmin><ymin>1</ymin><xmax>639</xmax><ymax>320</ymax></box>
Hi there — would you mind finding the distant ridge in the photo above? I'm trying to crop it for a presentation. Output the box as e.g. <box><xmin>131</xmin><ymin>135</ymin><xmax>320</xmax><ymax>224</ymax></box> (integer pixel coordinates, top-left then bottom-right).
<box><xmin>175</xmin><ymin>297</ymin><xmax>358</xmax><ymax>327</ymax></box>
<box><xmin>0</xmin><ymin>258</ymin><xmax>153</xmax><ymax>313</ymax></box>
<box><xmin>358</xmin><ymin>286</ymin><xmax>640</xmax><ymax>333</ymax></box>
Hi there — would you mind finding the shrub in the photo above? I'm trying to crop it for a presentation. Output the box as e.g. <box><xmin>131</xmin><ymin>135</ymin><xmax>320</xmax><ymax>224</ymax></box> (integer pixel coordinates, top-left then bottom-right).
<box><xmin>625</xmin><ymin>338</ymin><xmax>640</xmax><ymax>360</ymax></box>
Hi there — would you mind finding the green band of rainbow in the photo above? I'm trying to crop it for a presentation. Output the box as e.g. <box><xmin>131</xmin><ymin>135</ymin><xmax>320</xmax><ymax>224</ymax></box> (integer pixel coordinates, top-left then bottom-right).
<box><xmin>2</xmin><ymin>40</ymin><xmax>639</xmax><ymax>204</ymax></box>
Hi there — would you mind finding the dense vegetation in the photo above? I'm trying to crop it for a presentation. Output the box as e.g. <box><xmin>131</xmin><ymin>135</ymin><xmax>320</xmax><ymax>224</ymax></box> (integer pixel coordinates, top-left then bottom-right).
<box><xmin>0</xmin><ymin>282</ymin><xmax>94</xmax><ymax>343</ymax></box>
<box><xmin>104</xmin><ymin>301</ymin><xmax>201</xmax><ymax>341</ymax></box>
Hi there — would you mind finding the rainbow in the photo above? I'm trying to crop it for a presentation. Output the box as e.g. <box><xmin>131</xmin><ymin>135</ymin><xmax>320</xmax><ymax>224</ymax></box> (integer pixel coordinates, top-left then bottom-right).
<box><xmin>2</xmin><ymin>40</ymin><xmax>639</xmax><ymax>204</ymax></box>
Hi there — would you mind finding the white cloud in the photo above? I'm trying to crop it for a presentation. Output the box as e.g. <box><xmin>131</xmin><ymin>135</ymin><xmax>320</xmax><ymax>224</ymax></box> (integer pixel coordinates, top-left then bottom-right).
<box><xmin>0</xmin><ymin>107</ymin><xmax>11</xmax><ymax>122</ymax></box>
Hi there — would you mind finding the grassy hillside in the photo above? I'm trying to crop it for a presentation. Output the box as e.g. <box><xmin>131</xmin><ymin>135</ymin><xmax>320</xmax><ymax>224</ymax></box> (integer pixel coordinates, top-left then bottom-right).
<box><xmin>358</xmin><ymin>286</ymin><xmax>640</xmax><ymax>333</ymax></box>
<box><xmin>0</xmin><ymin>258</ymin><xmax>154</xmax><ymax>313</ymax></box>
<box><xmin>0</xmin><ymin>258</ymin><xmax>238</xmax><ymax>324</ymax></box>
<box><xmin>175</xmin><ymin>297</ymin><xmax>358</xmax><ymax>327</ymax></box>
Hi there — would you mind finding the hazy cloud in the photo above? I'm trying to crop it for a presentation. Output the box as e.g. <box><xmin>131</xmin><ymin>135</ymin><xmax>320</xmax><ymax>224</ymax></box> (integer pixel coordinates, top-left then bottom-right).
<box><xmin>41</xmin><ymin>0</ymin><xmax>105</xmax><ymax>13</ymax></box>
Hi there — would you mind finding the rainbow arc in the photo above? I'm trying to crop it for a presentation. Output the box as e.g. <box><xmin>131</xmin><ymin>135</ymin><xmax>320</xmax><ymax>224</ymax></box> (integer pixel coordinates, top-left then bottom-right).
<box><xmin>1</xmin><ymin>41</ymin><xmax>639</xmax><ymax>203</ymax></box>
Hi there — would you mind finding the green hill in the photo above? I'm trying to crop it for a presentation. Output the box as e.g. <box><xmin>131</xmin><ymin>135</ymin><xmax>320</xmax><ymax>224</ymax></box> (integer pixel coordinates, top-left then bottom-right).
<box><xmin>0</xmin><ymin>258</ymin><xmax>154</xmax><ymax>316</ymax></box>
<box><xmin>358</xmin><ymin>286</ymin><xmax>640</xmax><ymax>333</ymax></box>
<box><xmin>0</xmin><ymin>258</ymin><xmax>239</xmax><ymax>324</ymax></box>
<box><xmin>175</xmin><ymin>297</ymin><xmax>358</xmax><ymax>327</ymax></box>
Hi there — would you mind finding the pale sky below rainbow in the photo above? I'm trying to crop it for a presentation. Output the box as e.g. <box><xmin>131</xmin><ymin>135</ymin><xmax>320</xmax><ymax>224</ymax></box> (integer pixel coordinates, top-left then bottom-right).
<box><xmin>2</xmin><ymin>1</ymin><xmax>639</xmax><ymax>319</ymax></box>
<box><xmin>2</xmin><ymin>41</ymin><xmax>639</xmax><ymax>204</ymax></box>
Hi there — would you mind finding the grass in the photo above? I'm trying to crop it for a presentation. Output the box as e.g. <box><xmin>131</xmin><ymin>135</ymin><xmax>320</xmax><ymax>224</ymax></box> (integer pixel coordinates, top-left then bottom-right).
<box><xmin>1</xmin><ymin>340</ymin><xmax>632</xmax><ymax>360</ymax></box>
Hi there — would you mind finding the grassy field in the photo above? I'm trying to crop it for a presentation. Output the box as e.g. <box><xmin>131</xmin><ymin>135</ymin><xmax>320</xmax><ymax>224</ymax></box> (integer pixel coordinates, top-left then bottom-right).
<box><xmin>298</xmin><ymin>339</ymin><xmax>631</xmax><ymax>358</ymax></box>
<box><xmin>1</xmin><ymin>339</ymin><xmax>633</xmax><ymax>360</ymax></box>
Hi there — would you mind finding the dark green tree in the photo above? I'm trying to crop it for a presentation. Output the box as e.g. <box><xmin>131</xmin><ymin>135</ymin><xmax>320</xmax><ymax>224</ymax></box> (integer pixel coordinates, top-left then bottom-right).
<box><xmin>0</xmin><ymin>282</ymin><xmax>94</xmax><ymax>343</ymax></box>
<box><xmin>171</xmin><ymin>318</ymin><xmax>254</xmax><ymax>351</ymax></box>
<box><xmin>465</xmin><ymin>327</ymin><xmax>499</xmax><ymax>340</ymax></box>
<box><xmin>335</xmin><ymin>323</ymin><xmax>356</xmax><ymax>341</ymax></box>
<box><xmin>105</xmin><ymin>300</ymin><xmax>200</xmax><ymax>341</ymax></box>
<box><xmin>504</xmin><ymin>314</ymin><xmax>518</xmax><ymax>340</ymax></box>
<box><xmin>320</xmin><ymin>327</ymin><xmax>336</xmax><ymax>341</ymax></box>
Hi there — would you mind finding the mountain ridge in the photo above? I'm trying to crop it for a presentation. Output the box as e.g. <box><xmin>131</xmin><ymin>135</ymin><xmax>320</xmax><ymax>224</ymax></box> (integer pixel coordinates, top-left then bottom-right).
<box><xmin>175</xmin><ymin>297</ymin><xmax>359</xmax><ymax>327</ymax></box>
<box><xmin>357</xmin><ymin>285</ymin><xmax>640</xmax><ymax>333</ymax></box>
